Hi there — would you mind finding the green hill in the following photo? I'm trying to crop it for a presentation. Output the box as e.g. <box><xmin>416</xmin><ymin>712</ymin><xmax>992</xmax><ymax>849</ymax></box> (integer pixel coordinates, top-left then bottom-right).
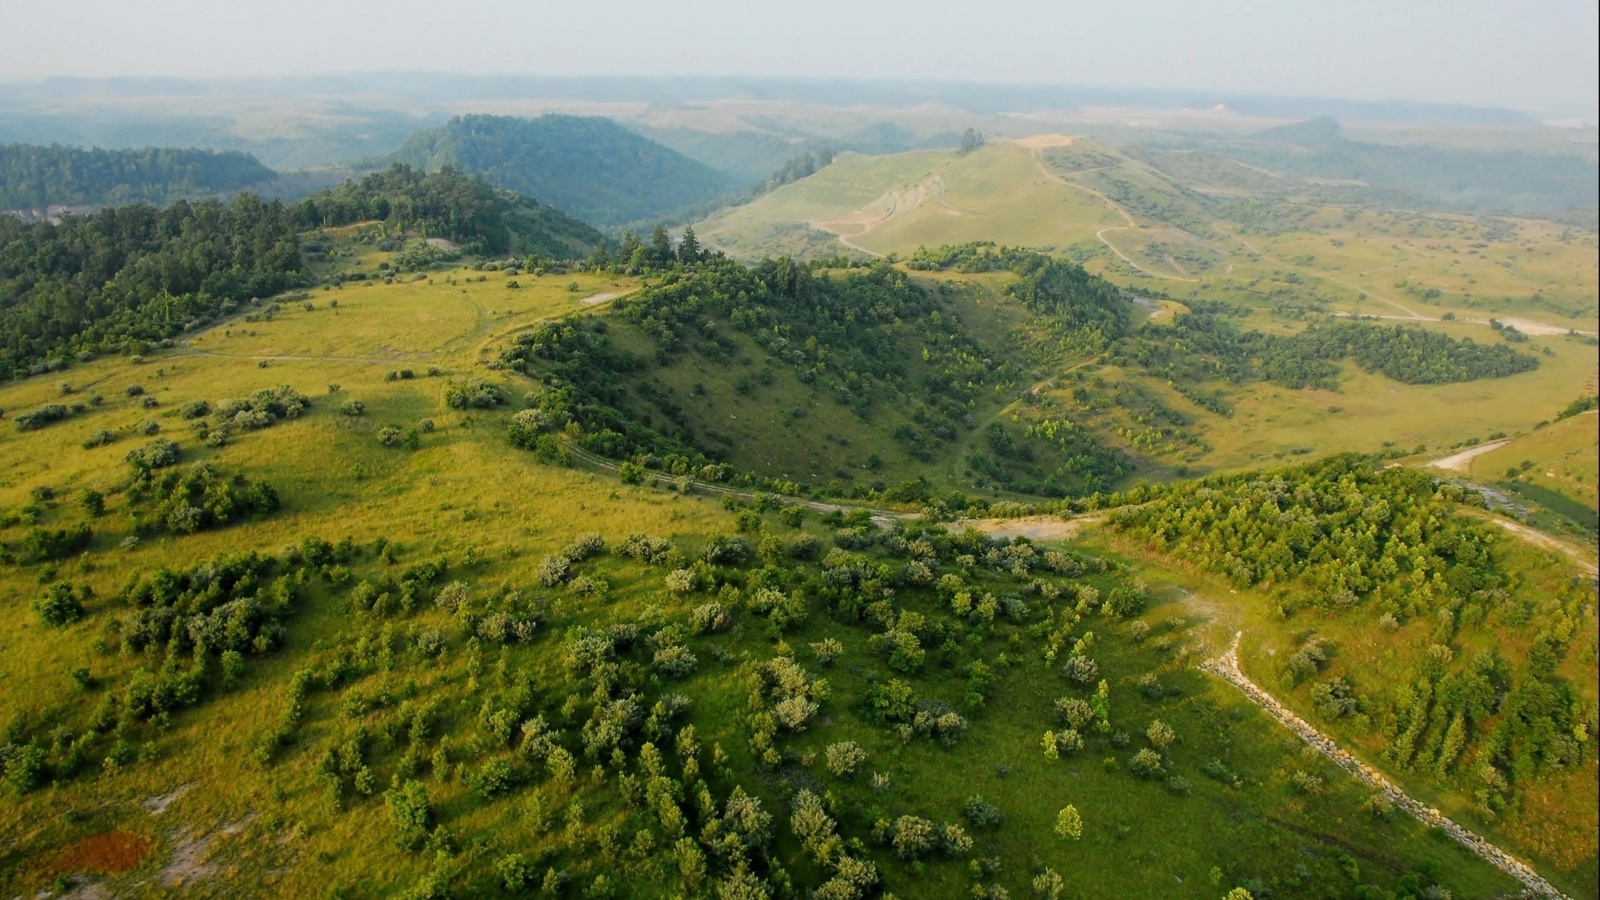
<box><xmin>0</xmin><ymin>221</ymin><xmax>1592</xmax><ymax>897</ymax></box>
<box><xmin>0</xmin><ymin>165</ymin><xmax>603</xmax><ymax>380</ymax></box>
<box><xmin>391</xmin><ymin>115</ymin><xmax>734</xmax><ymax>227</ymax></box>
<box><xmin>0</xmin><ymin>143</ymin><xmax>277</xmax><ymax>210</ymax></box>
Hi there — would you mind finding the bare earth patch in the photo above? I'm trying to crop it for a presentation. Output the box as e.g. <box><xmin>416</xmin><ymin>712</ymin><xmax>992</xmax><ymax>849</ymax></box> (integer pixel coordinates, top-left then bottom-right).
<box><xmin>45</xmin><ymin>831</ymin><xmax>153</xmax><ymax>877</ymax></box>
<box><xmin>1427</xmin><ymin>440</ymin><xmax>1510</xmax><ymax>471</ymax></box>
<box><xmin>958</xmin><ymin>514</ymin><xmax>1104</xmax><ymax>541</ymax></box>
<box><xmin>578</xmin><ymin>291</ymin><xmax>622</xmax><ymax>306</ymax></box>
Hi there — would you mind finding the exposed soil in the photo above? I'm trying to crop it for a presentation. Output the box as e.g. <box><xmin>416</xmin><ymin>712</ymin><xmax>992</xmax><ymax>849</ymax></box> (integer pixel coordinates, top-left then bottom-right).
<box><xmin>1427</xmin><ymin>440</ymin><xmax>1511</xmax><ymax>471</ymax></box>
<box><xmin>45</xmin><ymin>831</ymin><xmax>153</xmax><ymax>876</ymax></box>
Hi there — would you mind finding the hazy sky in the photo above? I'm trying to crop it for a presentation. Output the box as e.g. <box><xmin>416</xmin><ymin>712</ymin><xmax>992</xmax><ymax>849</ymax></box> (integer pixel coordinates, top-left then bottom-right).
<box><xmin>4</xmin><ymin>0</ymin><xmax>1597</xmax><ymax>116</ymax></box>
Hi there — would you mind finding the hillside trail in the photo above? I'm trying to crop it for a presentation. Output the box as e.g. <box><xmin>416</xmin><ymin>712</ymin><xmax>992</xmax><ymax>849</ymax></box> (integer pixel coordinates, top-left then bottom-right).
<box><xmin>1022</xmin><ymin>144</ymin><xmax>1198</xmax><ymax>284</ymax></box>
<box><xmin>1462</xmin><ymin>509</ymin><xmax>1599</xmax><ymax>577</ymax></box>
<box><xmin>1426</xmin><ymin>440</ymin><xmax>1510</xmax><ymax>471</ymax></box>
<box><xmin>1200</xmin><ymin>632</ymin><xmax>1568</xmax><ymax>898</ymax></box>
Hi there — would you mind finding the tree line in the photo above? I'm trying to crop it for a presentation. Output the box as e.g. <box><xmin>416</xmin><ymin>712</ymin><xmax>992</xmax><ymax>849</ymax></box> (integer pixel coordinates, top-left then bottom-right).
<box><xmin>0</xmin><ymin>143</ymin><xmax>276</xmax><ymax>210</ymax></box>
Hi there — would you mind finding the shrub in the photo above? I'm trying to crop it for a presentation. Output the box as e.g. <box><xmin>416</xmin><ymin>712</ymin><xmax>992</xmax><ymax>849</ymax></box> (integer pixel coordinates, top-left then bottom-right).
<box><xmin>384</xmin><ymin>780</ymin><xmax>433</xmax><ymax>850</ymax></box>
<box><xmin>664</xmin><ymin>568</ymin><xmax>697</xmax><ymax>594</ymax></box>
<box><xmin>378</xmin><ymin>425</ymin><xmax>404</xmax><ymax>446</ymax></box>
<box><xmin>562</xmin><ymin>533</ymin><xmax>605</xmax><ymax>561</ymax></box>
<box><xmin>1128</xmin><ymin>748</ymin><xmax>1164</xmax><ymax>778</ymax></box>
<box><xmin>125</xmin><ymin>438</ymin><xmax>180</xmax><ymax>471</ymax></box>
<box><xmin>653</xmin><ymin>645</ymin><xmax>697</xmax><ymax>678</ymax></box>
<box><xmin>180</xmin><ymin>399</ymin><xmax>211</xmax><ymax>419</ymax></box>
<box><xmin>340</xmin><ymin>399</ymin><xmax>366</xmax><ymax>417</ymax></box>
<box><xmin>1062</xmin><ymin>655</ymin><xmax>1099</xmax><ymax>685</ymax></box>
<box><xmin>33</xmin><ymin>581</ymin><xmax>89</xmax><ymax>626</ymax></box>
<box><xmin>825</xmin><ymin>741</ymin><xmax>866</xmax><ymax>778</ymax></box>
<box><xmin>82</xmin><ymin>428</ymin><xmax>114</xmax><ymax>449</ymax></box>
<box><xmin>690</xmin><ymin>603</ymin><xmax>730</xmax><ymax>634</ymax></box>
<box><xmin>962</xmin><ymin>795</ymin><xmax>1004</xmax><ymax>829</ymax></box>
<box><xmin>445</xmin><ymin>378</ymin><xmax>506</xmax><ymax>409</ymax></box>
<box><xmin>536</xmin><ymin>555</ymin><xmax>572</xmax><ymax>587</ymax></box>
<box><xmin>1054</xmin><ymin>805</ymin><xmax>1082</xmax><ymax>840</ymax></box>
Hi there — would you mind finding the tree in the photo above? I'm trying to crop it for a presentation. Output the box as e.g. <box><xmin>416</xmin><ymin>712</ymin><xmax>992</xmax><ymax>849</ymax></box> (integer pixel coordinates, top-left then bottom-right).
<box><xmin>1054</xmin><ymin>805</ymin><xmax>1082</xmax><ymax>840</ymax></box>
<box><xmin>958</xmin><ymin>128</ymin><xmax>986</xmax><ymax>156</ymax></box>
<box><xmin>650</xmin><ymin>224</ymin><xmax>673</xmax><ymax>267</ymax></box>
<box><xmin>384</xmin><ymin>779</ymin><xmax>433</xmax><ymax>850</ymax></box>
<box><xmin>678</xmin><ymin>226</ymin><xmax>701</xmax><ymax>263</ymax></box>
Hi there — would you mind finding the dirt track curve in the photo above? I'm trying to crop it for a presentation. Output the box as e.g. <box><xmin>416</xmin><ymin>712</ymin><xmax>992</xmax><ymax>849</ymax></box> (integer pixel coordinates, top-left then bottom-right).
<box><xmin>1201</xmin><ymin>633</ymin><xmax>1567</xmax><ymax>898</ymax></box>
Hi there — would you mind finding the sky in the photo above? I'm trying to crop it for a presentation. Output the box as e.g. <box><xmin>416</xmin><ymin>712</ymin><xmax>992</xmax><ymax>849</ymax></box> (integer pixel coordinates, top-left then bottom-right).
<box><xmin>3</xmin><ymin>0</ymin><xmax>1597</xmax><ymax>116</ymax></box>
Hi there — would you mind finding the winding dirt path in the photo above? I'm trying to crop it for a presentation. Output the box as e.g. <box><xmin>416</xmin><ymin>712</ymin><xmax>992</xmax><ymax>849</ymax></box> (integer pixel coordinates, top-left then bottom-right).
<box><xmin>1201</xmin><ymin>633</ymin><xmax>1568</xmax><ymax>899</ymax></box>
<box><xmin>1025</xmin><ymin>146</ymin><xmax>1197</xmax><ymax>283</ymax></box>
<box><xmin>1426</xmin><ymin>441</ymin><xmax>1510</xmax><ymax>472</ymax></box>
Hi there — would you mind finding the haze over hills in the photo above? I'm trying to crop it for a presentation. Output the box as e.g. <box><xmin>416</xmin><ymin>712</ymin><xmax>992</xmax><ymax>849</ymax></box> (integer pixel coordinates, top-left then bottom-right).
<box><xmin>1</xmin><ymin>54</ymin><xmax>1598</xmax><ymax>900</ymax></box>
<box><xmin>391</xmin><ymin>115</ymin><xmax>734</xmax><ymax>227</ymax></box>
<box><xmin>0</xmin><ymin>144</ymin><xmax>277</xmax><ymax>212</ymax></box>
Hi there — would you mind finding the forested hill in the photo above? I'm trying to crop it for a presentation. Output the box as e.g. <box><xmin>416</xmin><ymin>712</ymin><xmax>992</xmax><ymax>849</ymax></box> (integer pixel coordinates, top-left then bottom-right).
<box><xmin>0</xmin><ymin>167</ymin><xmax>603</xmax><ymax>379</ymax></box>
<box><xmin>294</xmin><ymin>165</ymin><xmax>606</xmax><ymax>258</ymax></box>
<box><xmin>390</xmin><ymin>115</ymin><xmax>734</xmax><ymax>226</ymax></box>
<box><xmin>0</xmin><ymin>143</ymin><xmax>277</xmax><ymax>210</ymax></box>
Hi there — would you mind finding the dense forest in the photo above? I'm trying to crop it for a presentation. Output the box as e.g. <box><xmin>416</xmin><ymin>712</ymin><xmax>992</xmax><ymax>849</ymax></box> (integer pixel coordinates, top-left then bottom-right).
<box><xmin>0</xmin><ymin>143</ymin><xmax>276</xmax><ymax>210</ymax></box>
<box><xmin>391</xmin><ymin>115</ymin><xmax>733</xmax><ymax>226</ymax></box>
<box><xmin>0</xmin><ymin>194</ymin><xmax>302</xmax><ymax>379</ymax></box>
<box><xmin>1111</xmin><ymin>454</ymin><xmax>1593</xmax><ymax>827</ymax></box>
<box><xmin>0</xmin><ymin>167</ymin><xmax>600</xmax><ymax>379</ymax></box>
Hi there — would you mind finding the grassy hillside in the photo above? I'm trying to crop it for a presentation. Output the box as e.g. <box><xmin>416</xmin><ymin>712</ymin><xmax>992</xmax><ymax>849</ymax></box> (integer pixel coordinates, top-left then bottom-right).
<box><xmin>3</xmin><ymin>230</ymin><xmax>1565</xmax><ymax>899</ymax></box>
<box><xmin>1465</xmin><ymin>408</ymin><xmax>1600</xmax><ymax>537</ymax></box>
<box><xmin>695</xmin><ymin>137</ymin><xmax>1600</xmax><ymax>335</ymax></box>
<box><xmin>392</xmin><ymin>115</ymin><xmax>733</xmax><ymax>227</ymax></box>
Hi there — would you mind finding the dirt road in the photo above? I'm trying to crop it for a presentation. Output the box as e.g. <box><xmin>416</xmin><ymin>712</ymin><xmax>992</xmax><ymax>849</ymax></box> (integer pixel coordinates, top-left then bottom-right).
<box><xmin>1426</xmin><ymin>441</ymin><xmax>1510</xmax><ymax>472</ymax></box>
<box><xmin>1202</xmin><ymin>633</ymin><xmax>1568</xmax><ymax>898</ymax></box>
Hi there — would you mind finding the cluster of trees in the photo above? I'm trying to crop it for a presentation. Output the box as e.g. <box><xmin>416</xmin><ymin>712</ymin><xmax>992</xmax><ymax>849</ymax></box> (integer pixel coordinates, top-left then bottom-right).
<box><xmin>125</xmin><ymin>462</ymin><xmax>280</xmax><ymax>535</ymax></box>
<box><xmin>1112</xmin><ymin>453</ymin><xmax>1592</xmax><ymax>817</ymax></box>
<box><xmin>0</xmin><ymin>193</ymin><xmax>303</xmax><ymax>378</ymax></box>
<box><xmin>0</xmin><ymin>143</ymin><xmax>276</xmax><ymax>210</ymax></box>
<box><xmin>908</xmin><ymin>243</ymin><xmax>1131</xmax><ymax>350</ymax></box>
<box><xmin>1118</xmin><ymin>309</ymin><xmax>1538</xmax><ymax>391</ymax></box>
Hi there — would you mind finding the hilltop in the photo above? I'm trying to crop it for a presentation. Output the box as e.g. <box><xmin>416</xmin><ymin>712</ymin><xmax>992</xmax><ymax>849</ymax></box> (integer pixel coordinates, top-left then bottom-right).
<box><xmin>0</xmin><ymin>143</ymin><xmax>277</xmax><ymax>212</ymax></box>
<box><xmin>392</xmin><ymin>115</ymin><xmax>734</xmax><ymax>227</ymax></box>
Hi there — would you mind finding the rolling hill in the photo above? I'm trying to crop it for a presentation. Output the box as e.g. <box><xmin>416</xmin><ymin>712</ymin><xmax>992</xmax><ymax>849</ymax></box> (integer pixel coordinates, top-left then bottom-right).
<box><xmin>391</xmin><ymin>115</ymin><xmax>734</xmax><ymax>227</ymax></box>
<box><xmin>0</xmin><ymin>143</ymin><xmax>277</xmax><ymax>211</ymax></box>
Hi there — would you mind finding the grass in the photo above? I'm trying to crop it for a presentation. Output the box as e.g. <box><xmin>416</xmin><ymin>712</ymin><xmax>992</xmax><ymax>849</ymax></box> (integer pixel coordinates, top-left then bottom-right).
<box><xmin>1466</xmin><ymin>412</ymin><xmax>1600</xmax><ymax>537</ymax></box>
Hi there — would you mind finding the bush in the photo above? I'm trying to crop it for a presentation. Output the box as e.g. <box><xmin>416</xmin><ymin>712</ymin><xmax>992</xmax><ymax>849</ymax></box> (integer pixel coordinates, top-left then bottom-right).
<box><xmin>384</xmin><ymin>780</ymin><xmax>433</xmax><ymax>850</ymax></box>
<box><xmin>1128</xmin><ymin>748</ymin><xmax>1164</xmax><ymax>778</ymax></box>
<box><xmin>340</xmin><ymin>399</ymin><xmax>366</xmax><ymax>417</ymax></box>
<box><xmin>825</xmin><ymin>741</ymin><xmax>867</xmax><ymax>778</ymax></box>
<box><xmin>562</xmin><ymin>533</ymin><xmax>605</xmax><ymax>560</ymax></box>
<box><xmin>378</xmin><ymin>425</ymin><xmax>404</xmax><ymax>446</ymax></box>
<box><xmin>82</xmin><ymin>428</ymin><xmax>114</xmax><ymax>448</ymax></box>
<box><xmin>125</xmin><ymin>437</ymin><xmax>180</xmax><ymax>471</ymax></box>
<box><xmin>653</xmin><ymin>645</ymin><xmax>698</xmax><ymax>678</ymax></box>
<box><xmin>445</xmin><ymin>378</ymin><xmax>506</xmax><ymax>409</ymax></box>
<box><xmin>33</xmin><ymin>581</ymin><xmax>89</xmax><ymax>626</ymax></box>
<box><xmin>690</xmin><ymin>603</ymin><xmax>730</xmax><ymax>634</ymax></box>
<box><xmin>180</xmin><ymin>399</ymin><xmax>211</xmax><ymax>419</ymax></box>
<box><xmin>536</xmin><ymin>555</ymin><xmax>572</xmax><ymax>587</ymax></box>
<box><xmin>962</xmin><ymin>795</ymin><xmax>1004</xmax><ymax>828</ymax></box>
